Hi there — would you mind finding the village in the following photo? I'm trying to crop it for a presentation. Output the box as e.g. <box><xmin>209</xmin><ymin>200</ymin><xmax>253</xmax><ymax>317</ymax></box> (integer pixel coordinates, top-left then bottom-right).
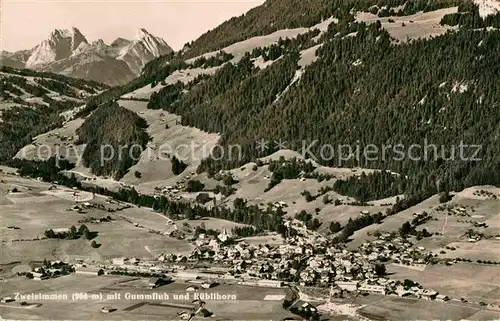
<box><xmin>2</xmin><ymin>164</ymin><xmax>500</xmax><ymax>320</ymax></box>
<box><xmin>4</xmin><ymin>210</ymin><xmax>483</xmax><ymax>318</ymax></box>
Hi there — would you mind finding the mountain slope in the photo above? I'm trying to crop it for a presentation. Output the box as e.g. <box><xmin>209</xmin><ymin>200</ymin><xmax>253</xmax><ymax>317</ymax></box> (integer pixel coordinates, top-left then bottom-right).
<box><xmin>0</xmin><ymin>66</ymin><xmax>107</xmax><ymax>161</ymax></box>
<box><xmin>0</xmin><ymin>50</ymin><xmax>33</xmax><ymax>69</ymax></box>
<box><xmin>139</xmin><ymin>1</ymin><xmax>500</xmax><ymax>198</ymax></box>
<box><xmin>41</xmin><ymin>51</ymin><xmax>138</xmax><ymax>86</ymax></box>
<box><xmin>179</xmin><ymin>0</ymin><xmax>462</xmax><ymax>59</ymax></box>
<box><xmin>8</xmin><ymin>0</ymin><xmax>500</xmax><ymax>202</ymax></box>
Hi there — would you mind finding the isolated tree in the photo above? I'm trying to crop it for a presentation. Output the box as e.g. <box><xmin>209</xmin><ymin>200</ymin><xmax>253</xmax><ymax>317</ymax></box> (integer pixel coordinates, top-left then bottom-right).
<box><xmin>44</xmin><ymin>229</ymin><xmax>55</xmax><ymax>238</ymax></box>
<box><xmin>233</xmin><ymin>198</ymin><xmax>246</xmax><ymax>209</ymax></box>
<box><xmin>400</xmin><ymin>222</ymin><xmax>412</xmax><ymax>235</ymax></box>
<box><xmin>329</xmin><ymin>221</ymin><xmax>342</xmax><ymax>233</ymax></box>
<box><xmin>171</xmin><ymin>155</ymin><xmax>187</xmax><ymax>175</ymax></box>
<box><xmin>403</xmin><ymin>279</ymin><xmax>416</xmax><ymax>289</ymax></box>
<box><xmin>69</xmin><ymin>225</ymin><xmax>78</xmax><ymax>239</ymax></box>
<box><xmin>78</xmin><ymin>224</ymin><xmax>89</xmax><ymax>236</ymax></box>
<box><xmin>84</xmin><ymin>229</ymin><xmax>92</xmax><ymax>240</ymax></box>
<box><xmin>439</xmin><ymin>191</ymin><xmax>452</xmax><ymax>203</ymax></box>
<box><xmin>302</xmin><ymin>190</ymin><xmax>314</xmax><ymax>202</ymax></box>
<box><xmin>374</xmin><ymin>263</ymin><xmax>386</xmax><ymax>276</ymax></box>
<box><xmin>187</xmin><ymin>180</ymin><xmax>205</xmax><ymax>192</ymax></box>
<box><xmin>223</xmin><ymin>173</ymin><xmax>236</xmax><ymax>186</ymax></box>
<box><xmin>195</xmin><ymin>192</ymin><xmax>211</xmax><ymax>204</ymax></box>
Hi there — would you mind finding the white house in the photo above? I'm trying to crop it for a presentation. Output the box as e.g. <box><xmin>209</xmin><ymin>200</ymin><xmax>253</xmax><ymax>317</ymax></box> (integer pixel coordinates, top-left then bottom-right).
<box><xmin>359</xmin><ymin>284</ymin><xmax>386</xmax><ymax>295</ymax></box>
<box><xmin>335</xmin><ymin>281</ymin><xmax>359</xmax><ymax>292</ymax></box>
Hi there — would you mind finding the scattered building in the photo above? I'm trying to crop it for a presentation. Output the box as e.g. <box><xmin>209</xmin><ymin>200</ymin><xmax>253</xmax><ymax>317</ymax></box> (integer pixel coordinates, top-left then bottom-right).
<box><xmin>75</xmin><ymin>267</ymin><xmax>104</xmax><ymax>276</ymax></box>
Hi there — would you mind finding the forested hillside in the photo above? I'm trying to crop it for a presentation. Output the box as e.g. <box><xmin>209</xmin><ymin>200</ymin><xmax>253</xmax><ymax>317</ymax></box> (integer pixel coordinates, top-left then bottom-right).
<box><xmin>0</xmin><ymin>66</ymin><xmax>106</xmax><ymax>162</ymax></box>
<box><xmin>180</xmin><ymin>0</ymin><xmax>461</xmax><ymax>58</ymax></box>
<box><xmin>9</xmin><ymin>0</ymin><xmax>500</xmax><ymax>204</ymax></box>
<box><xmin>76</xmin><ymin>101</ymin><xmax>149</xmax><ymax>180</ymax></box>
<box><xmin>142</xmin><ymin>1</ymin><xmax>500</xmax><ymax>199</ymax></box>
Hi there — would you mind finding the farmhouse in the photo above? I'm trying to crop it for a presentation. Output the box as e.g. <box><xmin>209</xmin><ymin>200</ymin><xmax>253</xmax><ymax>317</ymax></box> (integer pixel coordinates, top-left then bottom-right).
<box><xmin>112</xmin><ymin>257</ymin><xmax>126</xmax><ymax>266</ymax></box>
<box><xmin>1</xmin><ymin>297</ymin><xmax>15</xmax><ymax>303</ymax></box>
<box><xmin>301</xmin><ymin>302</ymin><xmax>317</xmax><ymax>313</ymax></box>
<box><xmin>75</xmin><ymin>267</ymin><xmax>104</xmax><ymax>276</ymax></box>
<box><xmin>32</xmin><ymin>272</ymin><xmax>48</xmax><ymax>280</ymax></box>
<box><xmin>417</xmin><ymin>289</ymin><xmax>438</xmax><ymax>300</ymax></box>
<box><xmin>100</xmin><ymin>306</ymin><xmax>115</xmax><ymax>313</ymax></box>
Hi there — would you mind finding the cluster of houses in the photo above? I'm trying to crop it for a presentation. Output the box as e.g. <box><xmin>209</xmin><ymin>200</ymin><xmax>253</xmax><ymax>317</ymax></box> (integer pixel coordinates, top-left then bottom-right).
<box><xmin>17</xmin><ymin>211</ymin><xmax>462</xmax><ymax>309</ymax></box>
<box><xmin>153</xmin><ymin>174</ymin><xmax>195</xmax><ymax>200</ymax></box>
<box><xmin>154</xmin><ymin>219</ymin><xmax>455</xmax><ymax>303</ymax></box>
<box><xmin>28</xmin><ymin>260</ymin><xmax>74</xmax><ymax>280</ymax></box>
<box><xmin>66</xmin><ymin>201</ymin><xmax>96</xmax><ymax>213</ymax></box>
<box><xmin>435</xmin><ymin>204</ymin><xmax>471</xmax><ymax>217</ymax></box>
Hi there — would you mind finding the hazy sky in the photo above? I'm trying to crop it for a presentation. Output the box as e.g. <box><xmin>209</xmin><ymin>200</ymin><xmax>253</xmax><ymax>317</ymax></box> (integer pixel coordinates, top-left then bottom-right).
<box><xmin>1</xmin><ymin>0</ymin><xmax>264</xmax><ymax>52</ymax></box>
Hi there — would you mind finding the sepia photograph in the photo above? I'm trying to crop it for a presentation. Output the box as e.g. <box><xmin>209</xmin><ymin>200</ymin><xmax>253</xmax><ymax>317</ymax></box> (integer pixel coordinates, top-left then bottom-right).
<box><xmin>1</xmin><ymin>0</ymin><xmax>500</xmax><ymax>320</ymax></box>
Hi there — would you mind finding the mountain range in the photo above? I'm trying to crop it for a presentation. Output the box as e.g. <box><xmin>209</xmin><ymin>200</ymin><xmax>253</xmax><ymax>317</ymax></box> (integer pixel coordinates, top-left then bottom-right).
<box><xmin>3</xmin><ymin>0</ymin><xmax>500</xmax><ymax>194</ymax></box>
<box><xmin>0</xmin><ymin>27</ymin><xmax>172</xmax><ymax>86</ymax></box>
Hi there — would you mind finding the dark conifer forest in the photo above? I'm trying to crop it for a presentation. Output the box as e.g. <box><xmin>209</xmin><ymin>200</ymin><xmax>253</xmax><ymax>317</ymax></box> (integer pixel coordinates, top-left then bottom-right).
<box><xmin>76</xmin><ymin>101</ymin><xmax>150</xmax><ymax>180</ymax></box>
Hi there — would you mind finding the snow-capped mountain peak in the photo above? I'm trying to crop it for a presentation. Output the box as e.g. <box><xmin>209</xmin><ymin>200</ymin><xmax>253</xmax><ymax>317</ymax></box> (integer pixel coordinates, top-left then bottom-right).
<box><xmin>26</xmin><ymin>27</ymin><xmax>88</xmax><ymax>67</ymax></box>
<box><xmin>113</xmin><ymin>28</ymin><xmax>172</xmax><ymax>74</ymax></box>
<box><xmin>135</xmin><ymin>28</ymin><xmax>152</xmax><ymax>40</ymax></box>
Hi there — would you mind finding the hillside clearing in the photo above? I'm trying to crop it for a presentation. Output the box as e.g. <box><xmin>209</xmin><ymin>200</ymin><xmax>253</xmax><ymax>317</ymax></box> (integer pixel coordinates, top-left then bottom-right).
<box><xmin>355</xmin><ymin>7</ymin><xmax>459</xmax><ymax>41</ymax></box>
<box><xmin>186</xmin><ymin>17</ymin><xmax>338</xmax><ymax>64</ymax></box>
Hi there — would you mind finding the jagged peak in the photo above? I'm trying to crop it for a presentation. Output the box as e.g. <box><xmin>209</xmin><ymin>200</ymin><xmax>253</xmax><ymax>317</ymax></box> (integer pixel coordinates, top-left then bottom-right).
<box><xmin>49</xmin><ymin>27</ymin><xmax>86</xmax><ymax>40</ymax></box>
<box><xmin>135</xmin><ymin>28</ymin><xmax>153</xmax><ymax>40</ymax></box>
<box><xmin>110</xmin><ymin>37</ymin><xmax>132</xmax><ymax>47</ymax></box>
<box><xmin>51</xmin><ymin>29</ymin><xmax>72</xmax><ymax>38</ymax></box>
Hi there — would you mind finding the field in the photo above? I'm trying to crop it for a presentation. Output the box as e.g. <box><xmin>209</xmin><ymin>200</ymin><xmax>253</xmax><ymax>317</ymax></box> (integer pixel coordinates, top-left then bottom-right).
<box><xmin>175</xmin><ymin>217</ymin><xmax>249</xmax><ymax>231</ymax></box>
<box><xmin>0</xmin><ymin>173</ymin><xmax>192</xmax><ymax>267</ymax></box>
<box><xmin>211</xmin><ymin>149</ymin><xmax>392</xmax><ymax>232</ymax></box>
<box><xmin>13</xmin><ymin>99</ymin><xmax>220</xmax><ymax>196</ymax></box>
<box><xmin>122</xmin><ymin>66</ymin><xmax>222</xmax><ymax>100</ymax></box>
<box><xmin>435</xmin><ymin>239</ymin><xmax>500</xmax><ymax>262</ymax></box>
<box><xmin>348</xmin><ymin>187</ymin><xmax>500</xmax><ymax>252</ymax></box>
<box><xmin>0</xmin><ymin>274</ymin><xmax>295</xmax><ymax>320</ymax></box>
<box><xmin>387</xmin><ymin>262</ymin><xmax>500</xmax><ymax>305</ymax></box>
<box><xmin>113</xmin><ymin>99</ymin><xmax>220</xmax><ymax>194</ymax></box>
<box><xmin>14</xmin><ymin>116</ymin><xmax>86</xmax><ymax>164</ymax></box>
<box><xmin>356</xmin><ymin>296</ymin><xmax>480</xmax><ymax>321</ymax></box>
<box><xmin>185</xmin><ymin>17</ymin><xmax>337</xmax><ymax>64</ymax></box>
